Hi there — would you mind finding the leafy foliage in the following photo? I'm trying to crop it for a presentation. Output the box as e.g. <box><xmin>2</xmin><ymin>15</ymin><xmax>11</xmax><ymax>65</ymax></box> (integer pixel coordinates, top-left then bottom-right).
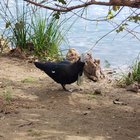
<box><xmin>57</xmin><ymin>0</ymin><xmax>66</xmax><ymax>5</ymax></box>
<box><xmin>116</xmin><ymin>23</ymin><xmax>128</xmax><ymax>33</ymax></box>
<box><xmin>107</xmin><ymin>10</ymin><xmax>114</xmax><ymax>19</ymax></box>
<box><xmin>118</xmin><ymin>56</ymin><xmax>140</xmax><ymax>86</ymax></box>
<box><xmin>128</xmin><ymin>15</ymin><xmax>140</xmax><ymax>23</ymax></box>
<box><xmin>0</xmin><ymin>0</ymin><xmax>30</xmax><ymax>49</ymax></box>
<box><xmin>30</xmin><ymin>16</ymin><xmax>64</xmax><ymax>59</ymax></box>
<box><xmin>13</xmin><ymin>20</ymin><xmax>29</xmax><ymax>50</ymax></box>
<box><xmin>53</xmin><ymin>11</ymin><xmax>61</xmax><ymax>19</ymax></box>
<box><xmin>3</xmin><ymin>89</ymin><xmax>12</xmax><ymax>104</ymax></box>
<box><xmin>0</xmin><ymin>0</ymin><xmax>67</xmax><ymax>60</ymax></box>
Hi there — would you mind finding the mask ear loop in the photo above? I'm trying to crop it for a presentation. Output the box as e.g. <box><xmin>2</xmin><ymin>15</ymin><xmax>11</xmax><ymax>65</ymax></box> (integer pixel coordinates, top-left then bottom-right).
<box><xmin>80</xmin><ymin>53</ymin><xmax>86</xmax><ymax>62</ymax></box>
<box><xmin>80</xmin><ymin>51</ymin><xmax>93</xmax><ymax>62</ymax></box>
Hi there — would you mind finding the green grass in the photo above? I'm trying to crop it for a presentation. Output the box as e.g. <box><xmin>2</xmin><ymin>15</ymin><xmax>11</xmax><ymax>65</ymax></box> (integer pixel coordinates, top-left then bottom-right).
<box><xmin>27</xmin><ymin>130</ymin><xmax>42</xmax><ymax>137</ymax></box>
<box><xmin>104</xmin><ymin>60</ymin><xmax>111</xmax><ymax>68</ymax></box>
<box><xmin>117</xmin><ymin>56</ymin><xmax>140</xmax><ymax>86</ymax></box>
<box><xmin>30</xmin><ymin>16</ymin><xmax>64</xmax><ymax>59</ymax></box>
<box><xmin>21</xmin><ymin>77</ymin><xmax>36</xmax><ymax>83</ymax></box>
<box><xmin>3</xmin><ymin>89</ymin><xmax>12</xmax><ymax>103</ymax></box>
<box><xmin>27</xmin><ymin>129</ymin><xmax>33</xmax><ymax>132</ymax></box>
<box><xmin>86</xmin><ymin>92</ymin><xmax>97</xmax><ymax>99</ymax></box>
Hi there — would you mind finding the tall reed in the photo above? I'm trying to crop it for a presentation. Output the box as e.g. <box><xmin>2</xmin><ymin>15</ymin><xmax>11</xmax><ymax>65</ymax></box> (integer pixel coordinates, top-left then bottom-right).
<box><xmin>118</xmin><ymin>55</ymin><xmax>140</xmax><ymax>86</ymax></box>
<box><xmin>0</xmin><ymin>0</ymin><xmax>32</xmax><ymax>49</ymax></box>
<box><xmin>0</xmin><ymin>0</ymin><xmax>66</xmax><ymax>59</ymax></box>
<box><xmin>30</xmin><ymin>16</ymin><xmax>65</xmax><ymax>59</ymax></box>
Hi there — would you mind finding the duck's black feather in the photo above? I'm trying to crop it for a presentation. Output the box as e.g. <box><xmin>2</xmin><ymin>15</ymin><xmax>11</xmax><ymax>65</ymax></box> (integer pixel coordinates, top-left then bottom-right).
<box><xmin>34</xmin><ymin>59</ymin><xmax>85</xmax><ymax>90</ymax></box>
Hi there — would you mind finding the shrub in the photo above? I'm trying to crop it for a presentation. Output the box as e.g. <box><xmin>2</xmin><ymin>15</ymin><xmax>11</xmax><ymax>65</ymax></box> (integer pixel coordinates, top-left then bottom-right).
<box><xmin>30</xmin><ymin>16</ymin><xmax>64</xmax><ymax>59</ymax></box>
<box><xmin>0</xmin><ymin>1</ymin><xmax>66</xmax><ymax>60</ymax></box>
<box><xmin>118</xmin><ymin>55</ymin><xmax>140</xmax><ymax>86</ymax></box>
<box><xmin>0</xmin><ymin>0</ymin><xmax>31</xmax><ymax>50</ymax></box>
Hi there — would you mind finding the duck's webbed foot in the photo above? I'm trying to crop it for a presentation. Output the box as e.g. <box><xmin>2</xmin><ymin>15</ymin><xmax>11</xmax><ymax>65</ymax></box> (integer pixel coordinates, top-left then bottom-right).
<box><xmin>61</xmin><ymin>84</ymin><xmax>73</xmax><ymax>92</ymax></box>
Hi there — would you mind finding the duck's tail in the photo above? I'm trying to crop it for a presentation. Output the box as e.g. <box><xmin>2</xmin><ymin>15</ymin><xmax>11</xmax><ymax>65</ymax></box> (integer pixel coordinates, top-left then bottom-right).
<box><xmin>34</xmin><ymin>62</ymin><xmax>46</xmax><ymax>71</ymax></box>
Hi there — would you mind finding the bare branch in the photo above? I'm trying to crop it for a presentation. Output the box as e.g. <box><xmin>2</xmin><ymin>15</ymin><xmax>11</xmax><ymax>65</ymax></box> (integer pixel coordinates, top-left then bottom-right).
<box><xmin>24</xmin><ymin>0</ymin><xmax>140</xmax><ymax>12</ymax></box>
<box><xmin>70</xmin><ymin>6</ymin><xmax>124</xmax><ymax>22</ymax></box>
<box><xmin>86</xmin><ymin>9</ymin><xmax>140</xmax><ymax>52</ymax></box>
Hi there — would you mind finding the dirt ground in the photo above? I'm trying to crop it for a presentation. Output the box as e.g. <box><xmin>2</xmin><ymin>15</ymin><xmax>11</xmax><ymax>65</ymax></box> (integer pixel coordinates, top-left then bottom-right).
<box><xmin>0</xmin><ymin>55</ymin><xmax>139</xmax><ymax>140</ymax></box>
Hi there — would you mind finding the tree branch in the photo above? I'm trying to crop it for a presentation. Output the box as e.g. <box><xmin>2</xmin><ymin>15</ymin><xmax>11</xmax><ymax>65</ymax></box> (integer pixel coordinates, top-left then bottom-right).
<box><xmin>24</xmin><ymin>0</ymin><xmax>140</xmax><ymax>12</ymax></box>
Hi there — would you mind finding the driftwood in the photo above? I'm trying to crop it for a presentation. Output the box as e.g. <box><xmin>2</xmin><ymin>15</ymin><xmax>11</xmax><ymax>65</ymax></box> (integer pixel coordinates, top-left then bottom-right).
<box><xmin>66</xmin><ymin>49</ymin><xmax>105</xmax><ymax>82</ymax></box>
<box><xmin>84</xmin><ymin>53</ymin><xmax>105</xmax><ymax>82</ymax></box>
<box><xmin>8</xmin><ymin>47</ymin><xmax>26</xmax><ymax>59</ymax></box>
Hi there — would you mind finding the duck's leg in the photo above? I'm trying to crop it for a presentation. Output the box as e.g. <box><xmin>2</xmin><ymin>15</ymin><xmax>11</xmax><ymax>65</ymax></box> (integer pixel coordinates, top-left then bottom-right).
<box><xmin>61</xmin><ymin>84</ymin><xmax>73</xmax><ymax>92</ymax></box>
<box><xmin>61</xmin><ymin>84</ymin><xmax>67</xmax><ymax>91</ymax></box>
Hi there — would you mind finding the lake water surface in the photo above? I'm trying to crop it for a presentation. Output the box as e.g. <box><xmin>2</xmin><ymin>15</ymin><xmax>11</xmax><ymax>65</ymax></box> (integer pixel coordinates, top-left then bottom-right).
<box><xmin>64</xmin><ymin>5</ymin><xmax>140</xmax><ymax>68</ymax></box>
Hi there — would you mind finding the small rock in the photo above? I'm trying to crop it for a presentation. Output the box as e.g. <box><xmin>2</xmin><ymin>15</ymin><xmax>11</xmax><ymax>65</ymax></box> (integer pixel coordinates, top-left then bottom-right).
<box><xmin>14</xmin><ymin>111</ymin><xmax>19</xmax><ymax>114</ymax></box>
<box><xmin>107</xmin><ymin>79</ymin><xmax>112</xmax><ymax>83</ymax></box>
<box><xmin>18</xmin><ymin>122</ymin><xmax>33</xmax><ymax>128</ymax></box>
<box><xmin>112</xmin><ymin>116</ymin><xmax>115</xmax><ymax>119</ymax></box>
<box><xmin>94</xmin><ymin>89</ymin><xmax>102</xmax><ymax>95</ymax></box>
<box><xmin>83</xmin><ymin>112</ymin><xmax>88</xmax><ymax>115</ymax></box>
<box><xmin>0</xmin><ymin>82</ymin><xmax>4</xmax><ymax>88</ymax></box>
<box><xmin>138</xmin><ymin>84</ymin><xmax>140</xmax><ymax>89</ymax></box>
<box><xmin>0</xmin><ymin>85</ymin><xmax>4</xmax><ymax>88</ymax></box>
<box><xmin>0</xmin><ymin>134</ymin><xmax>4</xmax><ymax>138</ymax></box>
<box><xmin>107</xmin><ymin>71</ymin><xmax>113</xmax><ymax>75</ymax></box>
<box><xmin>87</xmin><ymin>107</ymin><xmax>91</xmax><ymax>110</ymax></box>
<box><xmin>115</xmin><ymin>98</ymin><xmax>119</xmax><ymax>101</ymax></box>
<box><xmin>28</xmin><ymin>60</ymin><xmax>33</xmax><ymax>63</ymax></box>
<box><xmin>126</xmin><ymin>83</ymin><xmax>139</xmax><ymax>93</ymax></box>
<box><xmin>114</xmin><ymin>128</ymin><xmax>118</xmax><ymax>131</ymax></box>
<box><xmin>113</xmin><ymin>99</ymin><xmax>127</xmax><ymax>105</ymax></box>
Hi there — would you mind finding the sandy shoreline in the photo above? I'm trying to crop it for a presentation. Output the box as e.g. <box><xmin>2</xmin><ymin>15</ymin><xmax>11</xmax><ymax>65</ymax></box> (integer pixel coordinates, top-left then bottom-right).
<box><xmin>0</xmin><ymin>55</ymin><xmax>140</xmax><ymax>140</ymax></box>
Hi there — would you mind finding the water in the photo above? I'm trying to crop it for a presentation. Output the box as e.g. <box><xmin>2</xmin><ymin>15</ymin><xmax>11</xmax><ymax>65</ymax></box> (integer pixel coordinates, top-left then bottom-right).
<box><xmin>0</xmin><ymin>1</ymin><xmax>140</xmax><ymax>68</ymax></box>
<box><xmin>63</xmin><ymin>5</ymin><xmax>140</xmax><ymax>68</ymax></box>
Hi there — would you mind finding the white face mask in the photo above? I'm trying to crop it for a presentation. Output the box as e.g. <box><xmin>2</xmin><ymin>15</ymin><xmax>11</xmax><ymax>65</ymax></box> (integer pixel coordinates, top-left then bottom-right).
<box><xmin>80</xmin><ymin>53</ymin><xmax>92</xmax><ymax>62</ymax></box>
<box><xmin>80</xmin><ymin>53</ymin><xmax>86</xmax><ymax>62</ymax></box>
